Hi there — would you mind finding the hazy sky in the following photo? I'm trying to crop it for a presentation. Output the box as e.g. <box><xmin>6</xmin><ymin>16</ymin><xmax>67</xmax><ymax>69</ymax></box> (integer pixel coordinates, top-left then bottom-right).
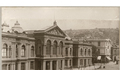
<box><xmin>1</xmin><ymin>7</ymin><xmax>120</xmax><ymax>30</ymax></box>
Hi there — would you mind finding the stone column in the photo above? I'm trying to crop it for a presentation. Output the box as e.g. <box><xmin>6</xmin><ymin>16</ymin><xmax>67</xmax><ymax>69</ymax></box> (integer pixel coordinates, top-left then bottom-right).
<box><xmin>43</xmin><ymin>45</ymin><xmax>46</xmax><ymax>56</ymax></box>
<box><xmin>28</xmin><ymin>61</ymin><xmax>30</xmax><ymax>70</ymax></box>
<box><xmin>13</xmin><ymin>64</ymin><xmax>15</xmax><ymax>70</ymax></box>
<box><xmin>7</xmin><ymin>47</ymin><xmax>9</xmax><ymax>58</ymax></box>
<box><xmin>18</xmin><ymin>62</ymin><xmax>21</xmax><ymax>70</ymax></box>
<box><xmin>57</xmin><ymin>47</ymin><xmax>59</xmax><ymax>56</ymax></box>
<box><xmin>90</xmin><ymin>59</ymin><xmax>92</xmax><ymax>65</ymax></box>
<box><xmin>18</xmin><ymin>44</ymin><xmax>21</xmax><ymax>58</ymax></box>
<box><xmin>11</xmin><ymin>64</ymin><xmax>13</xmax><ymax>70</ymax></box>
<box><xmin>26</xmin><ymin>62</ymin><xmax>28</xmax><ymax>70</ymax></box>
<box><xmin>6</xmin><ymin>64</ymin><xmax>8</xmax><ymax>70</ymax></box>
<box><xmin>13</xmin><ymin>43</ymin><xmax>16</xmax><ymax>58</ymax></box>
<box><xmin>26</xmin><ymin>44</ymin><xmax>30</xmax><ymax>58</ymax></box>
<box><xmin>62</xmin><ymin>60</ymin><xmax>64</xmax><ymax>70</ymax></box>
<box><xmin>83</xmin><ymin>59</ymin><xmax>84</xmax><ymax>67</ymax></box>
<box><xmin>86</xmin><ymin>59</ymin><xmax>88</xmax><ymax>66</ymax></box>
<box><xmin>62</xmin><ymin>47</ymin><xmax>65</xmax><ymax>56</ymax></box>
<box><xmin>67</xmin><ymin>60</ymin><xmax>70</xmax><ymax>67</ymax></box>
<box><xmin>50</xmin><ymin>61</ymin><xmax>52</xmax><ymax>70</ymax></box>
<box><xmin>43</xmin><ymin>61</ymin><xmax>46</xmax><ymax>70</ymax></box>
<box><xmin>51</xmin><ymin>46</ymin><xmax>53</xmax><ymax>56</ymax></box>
<box><xmin>56</xmin><ymin>60</ymin><xmax>58</xmax><ymax>70</ymax></box>
<box><xmin>78</xmin><ymin>59</ymin><xmax>80</xmax><ymax>67</ymax></box>
<box><xmin>78</xmin><ymin>48</ymin><xmax>80</xmax><ymax>56</ymax></box>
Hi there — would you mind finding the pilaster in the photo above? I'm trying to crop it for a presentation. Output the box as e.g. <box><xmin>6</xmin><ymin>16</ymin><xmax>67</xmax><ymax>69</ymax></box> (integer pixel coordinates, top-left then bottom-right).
<box><xmin>56</xmin><ymin>60</ymin><xmax>58</xmax><ymax>70</ymax></box>
<box><xmin>51</xmin><ymin>46</ymin><xmax>53</xmax><ymax>56</ymax></box>
<box><xmin>62</xmin><ymin>60</ymin><xmax>64</xmax><ymax>70</ymax></box>
<box><xmin>43</xmin><ymin>45</ymin><xmax>46</xmax><ymax>56</ymax></box>
<box><xmin>43</xmin><ymin>60</ymin><xmax>46</xmax><ymax>70</ymax></box>
<box><xmin>50</xmin><ymin>61</ymin><xmax>52</xmax><ymax>70</ymax></box>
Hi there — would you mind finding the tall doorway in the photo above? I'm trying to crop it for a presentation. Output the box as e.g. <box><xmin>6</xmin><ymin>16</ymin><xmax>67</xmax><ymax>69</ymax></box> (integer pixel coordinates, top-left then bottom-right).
<box><xmin>84</xmin><ymin>59</ymin><xmax>86</xmax><ymax>67</ymax></box>
<box><xmin>52</xmin><ymin>61</ymin><xmax>56</xmax><ymax>70</ymax></box>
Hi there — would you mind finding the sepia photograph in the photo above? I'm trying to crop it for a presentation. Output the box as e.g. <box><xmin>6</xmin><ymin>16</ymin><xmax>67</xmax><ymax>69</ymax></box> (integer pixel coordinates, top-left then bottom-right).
<box><xmin>1</xmin><ymin>7</ymin><xmax>119</xmax><ymax>70</ymax></box>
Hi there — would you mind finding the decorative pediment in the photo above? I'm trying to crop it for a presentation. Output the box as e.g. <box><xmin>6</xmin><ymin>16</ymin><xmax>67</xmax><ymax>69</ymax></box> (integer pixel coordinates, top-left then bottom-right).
<box><xmin>47</xmin><ymin>28</ymin><xmax>65</xmax><ymax>36</ymax></box>
<box><xmin>40</xmin><ymin>21</ymin><xmax>66</xmax><ymax>37</ymax></box>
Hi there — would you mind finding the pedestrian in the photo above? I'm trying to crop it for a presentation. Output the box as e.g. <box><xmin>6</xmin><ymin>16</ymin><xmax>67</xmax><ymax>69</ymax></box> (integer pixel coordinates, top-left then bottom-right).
<box><xmin>116</xmin><ymin>56</ymin><xmax>119</xmax><ymax>64</ymax></box>
<box><xmin>114</xmin><ymin>56</ymin><xmax>116</xmax><ymax>63</ymax></box>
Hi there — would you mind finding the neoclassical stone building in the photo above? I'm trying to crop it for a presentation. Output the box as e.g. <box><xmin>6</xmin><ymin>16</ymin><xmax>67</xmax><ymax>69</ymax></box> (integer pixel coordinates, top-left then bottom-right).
<box><xmin>2</xmin><ymin>21</ymin><xmax>93</xmax><ymax>70</ymax></box>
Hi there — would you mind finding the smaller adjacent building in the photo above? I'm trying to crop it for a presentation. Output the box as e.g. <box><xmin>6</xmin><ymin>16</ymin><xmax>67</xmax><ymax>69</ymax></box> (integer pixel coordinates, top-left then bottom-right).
<box><xmin>87</xmin><ymin>39</ymin><xmax>112</xmax><ymax>62</ymax></box>
<box><xmin>73</xmin><ymin>38</ymin><xmax>113</xmax><ymax>63</ymax></box>
<box><xmin>72</xmin><ymin>41</ymin><xmax>93</xmax><ymax>68</ymax></box>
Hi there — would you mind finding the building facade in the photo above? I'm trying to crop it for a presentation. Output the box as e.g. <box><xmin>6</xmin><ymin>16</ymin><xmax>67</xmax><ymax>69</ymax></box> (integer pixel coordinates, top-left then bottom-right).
<box><xmin>72</xmin><ymin>41</ymin><xmax>92</xmax><ymax>68</ymax></box>
<box><xmin>83</xmin><ymin>39</ymin><xmax>112</xmax><ymax>62</ymax></box>
<box><xmin>2</xmin><ymin>21</ymin><xmax>93</xmax><ymax>70</ymax></box>
<box><xmin>111</xmin><ymin>45</ymin><xmax>119</xmax><ymax>61</ymax></box>
<box><xmin>2</xmin><ymin>21</ymin><xmax>35</xmax><ymax>70</ymax></box>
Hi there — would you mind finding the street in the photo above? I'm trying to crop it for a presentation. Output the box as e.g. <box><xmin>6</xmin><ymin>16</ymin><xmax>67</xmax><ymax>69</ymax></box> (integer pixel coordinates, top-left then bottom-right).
<box><xmin>68</xmin><ymin>62</ymin><xmax>119</xmax><ymax>70</ymax></box>
<box><xmin>94</xmin><ymin>62</ymin><xmax>119</xmax><ymax>70</ymax></box>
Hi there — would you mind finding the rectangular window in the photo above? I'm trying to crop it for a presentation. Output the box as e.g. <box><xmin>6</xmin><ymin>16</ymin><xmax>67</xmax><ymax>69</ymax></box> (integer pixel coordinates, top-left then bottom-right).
<box><xmin>2</xmin><ymin>49</ymin><xmax>6</xmax><ymax>57</ymax></box>
<box><xmin>88</xmin><ymin>59</ymin><xmax>90</xmax><ymax>65</ymax></box>
<box><xmin>46</xmin><ymin>47</ymin><xmax>50</xmax><ymax>55</ymax></box>
<box><xmin>98</xmin><ymin>41</ymin><xmax>100</xmax><ymax>46</ymax></box>
<box><xmin>30</xmin><ymin>61</ymin><xmax>34</xmax><ymax>69</ymax></box>
<box><xmin>70</xmin><ymin>60</ymin><xmax>71</xmax><ymax>66</ymax></box>
<box><xmin>65</xmin><ymin>60</ymin><xmax>67</xmax><ymax>66</ymax></box>
<box><xmin>98</xmin><ymin>49</ymin><xmax>100</xmax><ymax>55</ymax></box>
<box><xmin>2</xmin><ymin>64</ymin><xmax>7</xmax><ymax>70</ymax></box>
<box><xmin>80</xmin><ymin>59</ymin><xmax>83</xmax><ymax>65</ymax></box>
<box><xmin>21</xmin><ymin>63</ymin><xmax>25</xmax><ymax>70</ymax></box>
<box><xmin>46</xmin><ymin>61</ymin><xmax>50</xmax><ymax>70</ymax></box>
<box><xmin>8</xmin><ymin>64</ymin><xmax>11</xmax><ymax>70</ymax></box>
<box><xmin>15</xmin><ymin>63</ymin><xmax>18</xmax><ymax>70</ymax></box>
<box><xmin>61</xmin><ymin>60</ymin><xmax>62</xmax><ymax>68</ymax></box>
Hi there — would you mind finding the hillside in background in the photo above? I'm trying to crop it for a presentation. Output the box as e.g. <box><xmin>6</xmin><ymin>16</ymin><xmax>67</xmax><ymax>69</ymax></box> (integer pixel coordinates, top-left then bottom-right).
<box><xmin>64</xmin><ymin>28</ymin><xmax>119</xmax><ymax>45</ymax></box>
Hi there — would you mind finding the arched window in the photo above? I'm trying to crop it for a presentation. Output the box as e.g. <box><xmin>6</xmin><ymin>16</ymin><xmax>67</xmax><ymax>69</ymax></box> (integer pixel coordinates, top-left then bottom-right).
<box><xmin>85</xmin><ymin>49</ymin><xmax>87</xmax><ymax>56</ymax></box>
<box><xmin>70</xmin><ymin>48</ymin><xmax>72</xmax><ymax>56</ymax></box>
<box><xmin>88</xmin><ymin>49</ymin><xmax>91</xmax><ymax>56</ymax></box>
<box><xmin>21</xmin><ymin>45</ymin><xmax>25</xmax><ymax>57</ymax></box>
<box><xmin>16</xmin><ymin>45</ymin><xmax>18</xmax><ymax>57</ymax></box>
<box><xmin>66</xmin><ymin>48</ymin><xmax>68</xmax><ymax>56</ymax></box>
<box><xmin>2</xmin><ymin>43</ymin><xmax>8</xmax><ymax>58</ymax></box>
<box><xmin>53</xmin><ymin>41</ymin><xmax>57</xmax><ymax>55</ymax></box>
<box><xmin>80</xmin><ymin>48</ymin><xmax>83</xmax><ymax>56</ymax></box>
<box><xmin>9</xmin><ymin>46</ymin><xmax>12</xmax><ymax>58</ymax></box>
<box><xmin>59</xmin><ymin>41</ymin><xmax>63</xmax><ymax>55</ymax></box>
<box><xmin>37</xmin><ymin>39</ymin><xmax>42</xmax><ymax>55</ymax></box>
<box><xmin>31</xmin><ymin>46</ymin><xmax>34</xmax><ymax>57</ymax></box>
<box><xmin>46</xmin><ymin>40</ymin><xmax>51</xmax><ymax>55</ymax></box>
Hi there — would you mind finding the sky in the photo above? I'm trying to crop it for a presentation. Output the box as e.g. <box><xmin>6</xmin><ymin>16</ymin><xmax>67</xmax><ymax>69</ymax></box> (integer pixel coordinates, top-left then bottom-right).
<box><xmin>1</xmin><ymin>7</ymin><xmax>120</xmax><ymax>30</ymax></box>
